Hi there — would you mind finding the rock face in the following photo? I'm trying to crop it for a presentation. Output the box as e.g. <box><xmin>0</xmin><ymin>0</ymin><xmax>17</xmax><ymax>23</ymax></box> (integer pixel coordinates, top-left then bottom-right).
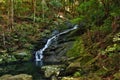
<box><xmin>41</xmin><ymin>23</ymin><xmax>84</xmax><ymax>63</ymax></box>
<box><xmin>0</xmin><ymin>74</ymin><xmax>32</xmax><ymax>80</ymax></box>
<box><xmin>43</xmin><ymin>41</ymin><xmax>74</xmax><ymax>62</ymax></box>
<box><xmin>42</xmin><ymin>29</ymin><xmax>78</xmax><ymax>63</ymax></box>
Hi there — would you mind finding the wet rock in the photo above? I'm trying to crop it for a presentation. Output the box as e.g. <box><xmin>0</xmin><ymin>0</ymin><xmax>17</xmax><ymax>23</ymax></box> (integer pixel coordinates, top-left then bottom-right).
<box><xmin>43</xmin><ymin>41</ymin><xmax>74</xmax><ymax>63</ymax></box>
<box><xmin>43</xmin><ymin>55</ymin><xmax>60</xmax><ymax>63</ymax></box>
<box><xmin>64</xmin><ymin>21</ymin><xmax>74</xmax><ymax>28</ymax></box>
<box><xmin>0</xmin><ymin>74</ymin><xmax>12</xmax><ymax>80</ymax></box>
<box><xmin>34</xmin><ymin>37</ymin><xmax>48</xmax><ymax>51</ymax></box>
<box><xmin>67</xmin><ymin>62</ymin><xmax>81</xmax><ymax>69</ymax></box>
<box><xmin>51</xmin><ymin>75</ymin><xmax>58</xmax><ymax>80</ymax></box>
<box><xmin>51</xmin><ymin>30</ymin><xmax>59</xmax><ymax>36</ymax></box>
<box><xmin>0</xmin><ymin>74</ymin><xmax>32</xmax><ymax>80</ymax></box>
<box><xmin>61</xmin><ymin>77</ymin><xmax>81</xmax><ymax>80</ymax></box>
<box><xmin>41</xmin><ymin>65</ymin><xmax>63</xmax><ymax>78</ymax></box>
<box><xmin>65</xmin><ymin>62</ymin><xmax>81</xmax><ymax>75</ymax></box>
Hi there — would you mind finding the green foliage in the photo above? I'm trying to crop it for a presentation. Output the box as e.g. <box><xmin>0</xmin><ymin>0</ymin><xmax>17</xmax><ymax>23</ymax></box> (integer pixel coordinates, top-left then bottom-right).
<box><xmin>77</xmin><ymin>0</ymin><xmax>105</xmax><ymax>25</ymax></box>
<box><xmin>91</xmin><ymin>25</ymin><xmax>112</xmax><ymax>34</ymax></box>
<box><xmin>73</xmin><ymin>71</ymin><xmax>81</xmax><ymax>77</ymax></box>
<box><xmin>0</xmin><ymin>53</ymin><xmax>17</xmax><ymax>64</ymax></box>
<box><xmin>0</xmin><ymin>23</ymin><xmax>51</xmax><ymax>64</ymax></box>
<box><xmin>66</xmin><ymin>23</ymin><xmax>119</xmax><ymax>79</ymax></box>
<box><xmin>49</xmin><ymin>0</ymin><xmax>63</xmax><ymax>8</ymax></box>
<box><xmin>13</xmin><ymin>0</ymin><xmax>32</xmax><ymax>17</ymax></box>
<box><xmin>103</xmin><ymin>32</ymin><xmax>120</xmax><ymax>54</ymax></box>
<box><xmin>70</xmin><ymin>16</ymin><xmax>85</xmax><ymax>24</ymax></box>
<box><xmin>113</xmin><ymin>32</ymin><xmax>120</xmax><ymax>42</ymax></box>
<box><xmin>105</xmin><ymin>44</ymin><xmax>120</xmax><ymax>53</ymax></box>
<box><xmin>67</xmin><ymin>37</ymin><xmax>85</xmax><ymax>57</ymax></box>
<box><xmin>110</xmin><ymin>1</ymin><xmax>120</xmax><ymax>17</ymax></box>
<box><xmin>0</xmin><ymin>1</ymin><xmax>119</xmax><ymax>79</ymax></box>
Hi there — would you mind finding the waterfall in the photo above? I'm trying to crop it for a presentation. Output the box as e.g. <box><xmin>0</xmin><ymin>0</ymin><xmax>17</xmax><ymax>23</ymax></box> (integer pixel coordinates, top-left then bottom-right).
<box><xmin>35</xmin><ymin>25</ymin><xmax>78</xmax><ymax>61</ymax></box>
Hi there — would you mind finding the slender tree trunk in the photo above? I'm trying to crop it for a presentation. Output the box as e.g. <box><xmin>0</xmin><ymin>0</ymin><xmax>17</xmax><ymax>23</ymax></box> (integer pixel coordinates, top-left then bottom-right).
<box><xmin>9</xmin><ymin>0</ymin><xmax>14</xmax><ymax>29</ymax></box>
<box><xmin>1</xmin><ymin>25</ymin><xmax>6</xmax><ymax>47</ymax></box>
<box><xmin>100</xmin><ymin>0</ymin><xmax>110</xmax><ymax>17</ymax></box>
<box><xmin>32</xmin><ymin>0</ymin><xmax>36</xmax><ymax>23</ymax></box>
<box><xmin>41</xmin><ymin>0</ymin><xmax>46</xmax><ymax>20</ymax></box>
<box><xmin>63</xmin><ymin>0</ymin><xmax>66</xmax><ymax>15</ymax></box>
<box><xmin>7</xmin><ymin>4</ymin><xmax>10</xmax><ymax>28</ymax></box>
<box><xmin>2</xmin><ymin>31</ymin><xmax>6</xmax><ymax>46</ymax></box>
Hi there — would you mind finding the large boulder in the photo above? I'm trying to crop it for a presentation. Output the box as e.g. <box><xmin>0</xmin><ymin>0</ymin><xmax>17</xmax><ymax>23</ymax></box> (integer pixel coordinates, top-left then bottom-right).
<box><xmin>41</xmin><ymin>65</ymin><xmax>63</xmax><ymax>78</ymax></box>
<box><xmin>61</xmin><ymin>77</ymin><xmax>81</xmax><ymax>80</ymax></box>
<box><xmin>0</xmin><ymin>74</ymin><xmax>32</xmax><ymax>80</ymax></box>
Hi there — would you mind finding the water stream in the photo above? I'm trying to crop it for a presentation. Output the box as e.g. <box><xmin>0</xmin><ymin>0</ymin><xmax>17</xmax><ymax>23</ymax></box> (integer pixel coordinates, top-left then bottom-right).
<box><xmin>35</xmin><ymin>25</ymin><xmax>78</xmax><ymax>61</ymax></box>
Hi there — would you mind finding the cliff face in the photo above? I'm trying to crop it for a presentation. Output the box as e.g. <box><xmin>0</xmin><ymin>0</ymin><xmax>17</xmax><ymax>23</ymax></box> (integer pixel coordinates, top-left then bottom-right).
<box><xmin>42</xmin><ymin>26</ymin><xmax>82</xmax><ymax>63</ymax></box>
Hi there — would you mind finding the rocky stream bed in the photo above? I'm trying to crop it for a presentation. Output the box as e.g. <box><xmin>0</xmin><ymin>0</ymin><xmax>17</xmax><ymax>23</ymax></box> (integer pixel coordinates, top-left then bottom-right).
<box><xmin>0</xmin><ymin>24</ymin><xmax>83</xmax><ymax>80</ymax></box>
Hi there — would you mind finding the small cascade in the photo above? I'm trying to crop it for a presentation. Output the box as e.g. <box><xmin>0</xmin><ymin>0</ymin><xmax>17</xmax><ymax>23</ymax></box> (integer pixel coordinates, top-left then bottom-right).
<box><xmin>35</xmin><ymin>25</ymin><xmax>78</xmax><ymax>61</ymax></box>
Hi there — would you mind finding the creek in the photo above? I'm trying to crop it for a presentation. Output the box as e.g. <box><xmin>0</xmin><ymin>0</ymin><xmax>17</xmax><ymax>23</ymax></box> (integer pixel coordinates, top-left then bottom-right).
<box><xmin>0</xmin><ymin>25</ymin><xmax>79</xmax><ymax>80</ymax></box>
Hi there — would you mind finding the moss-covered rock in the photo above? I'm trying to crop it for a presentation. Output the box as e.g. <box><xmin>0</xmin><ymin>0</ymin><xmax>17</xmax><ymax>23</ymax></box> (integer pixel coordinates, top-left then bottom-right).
<box><xmin>41</xmin><ymin>65</ymin><xmax>63</xmax><ymax>78</ymax></box>
<box><xmin>61</xmin><ymin>77</ymin><xmax>82</xmax><ymax>80</ymax></box>
<box><xmin>66</xmin><ymin>62</ymin><xmax>81</xmax><ymax>74</ymax></box>
<box><xmin>0</xmin><ymin>74</ymin><xmax>32</xmax><ymax>80</ymax></box>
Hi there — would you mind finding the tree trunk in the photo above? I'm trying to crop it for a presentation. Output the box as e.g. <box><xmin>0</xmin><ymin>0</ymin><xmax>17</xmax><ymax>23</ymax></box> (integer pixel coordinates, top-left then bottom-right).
<box><xmin>32</xmin><ymin>0</ymin><xmax>36</xmax><ymax>23</ymax></box>
<box><xmin>41</xmin><ymin>0</ymin><xmax>46</xmax><ymax>20</ymax></box>
<box><xmin>9</xmin><ymin>0</ymin><xmax>14</xmax><ymax>29</ymax></box>
<box><xmin>2</xmin><ymin>31</ymin><xmax>6</xmax><ymax>46</ymax></box>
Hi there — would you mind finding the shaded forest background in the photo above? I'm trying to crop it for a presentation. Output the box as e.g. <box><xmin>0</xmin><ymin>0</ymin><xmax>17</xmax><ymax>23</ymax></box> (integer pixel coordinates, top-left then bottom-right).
<box><xmin>0</xmin><ymin>0</ymin><xmax>120</xmax><ymax>79</ymax></box>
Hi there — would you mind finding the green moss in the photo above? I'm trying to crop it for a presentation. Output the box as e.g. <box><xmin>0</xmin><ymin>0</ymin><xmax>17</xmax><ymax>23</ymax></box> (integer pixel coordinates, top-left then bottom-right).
<box><xmin>67</xmin><ymin>37</ymin><xmax>85</xmax><ymax>57</ymax></box>
<box><xmin>73</xmin><ymin>71</ymin><xmax>81</xmax><ymax>77</ymax></box>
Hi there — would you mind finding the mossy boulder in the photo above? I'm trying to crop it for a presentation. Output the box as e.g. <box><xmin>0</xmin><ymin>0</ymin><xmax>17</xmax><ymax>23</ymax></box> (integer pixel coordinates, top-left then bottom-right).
<box><xmin>0</xmin><ymin>74</ymin><xmax>32</xmax><ymax>80</ymax></box>
<box><xmin>41</xmin><ymin>65</ymin><xmax>63</xmax><ymax>78</ymax></box>
<box><xmin>61</xmin><ymin>77</ymin><xmax>81</xmax><ymax>80</ymax></box>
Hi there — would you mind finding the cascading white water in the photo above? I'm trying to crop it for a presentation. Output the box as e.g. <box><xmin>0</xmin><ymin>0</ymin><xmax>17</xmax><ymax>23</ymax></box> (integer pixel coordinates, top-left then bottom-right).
<box><xmin>35</xmin><ymin>25</ymin><xmax>78</xmax><ymax>61</ymax></box>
